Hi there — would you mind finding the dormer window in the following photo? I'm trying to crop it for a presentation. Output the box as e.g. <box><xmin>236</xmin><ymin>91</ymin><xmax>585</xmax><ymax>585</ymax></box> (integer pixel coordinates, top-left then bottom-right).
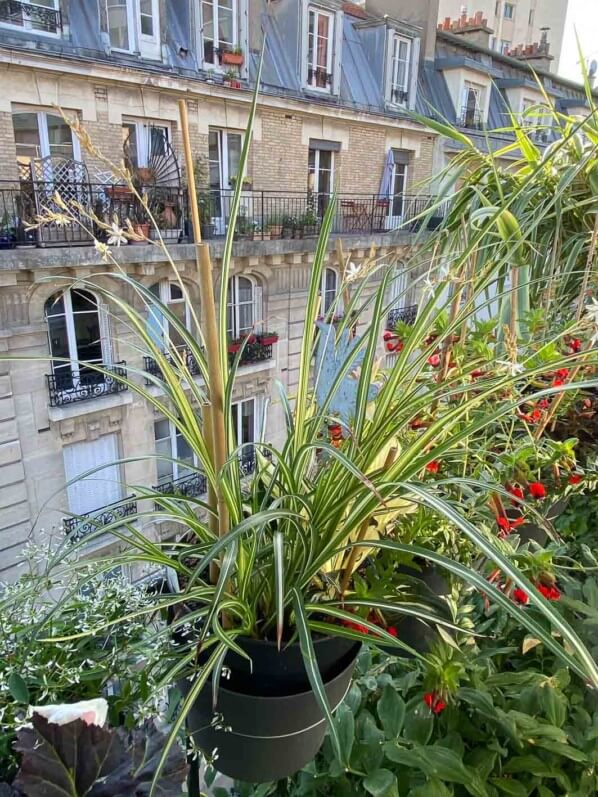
<box><xmin>307</xmin><ymin>7</ymin><xmax>334</xmax><ymax>92</ymax></box>
<box><xmin>106</xmin><ymin>0</ymin><xmax>160</xmax><ymax>59</ymax></box>
<box><xmin>201</xmin><ymin>0</ymin><xmax>239</xmax><ymax>68</ymax></box>
<box><xmin>460</xmin><ymin>83</ymin><xmax>485</xmax><ymax>129</ymax></box>
<box><xmin>389</xmin><ymin>34</ymin><xmax>411</xmax><ymax>106</ymax></box>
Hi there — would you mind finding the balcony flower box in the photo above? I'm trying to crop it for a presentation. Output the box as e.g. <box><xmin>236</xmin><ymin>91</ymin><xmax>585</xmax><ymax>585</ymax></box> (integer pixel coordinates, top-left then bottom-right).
<box><xmin>224</xmin><ymin>77</ymin><xmax>242</xmax><ymax>89</ymax></box>
<box><xmin>240</xmin><ymin>333</ymin><xmax>257</xmax><ymax>345</ymax></box>
<box><xmin>259</xmin><ymin>332</ymin><xmax>278</xmax><ymax>346</ymax></box>
<box><xmin>228</xmin><ymin>341</ymin><xmax>241</xmax><ymax>354</ymax></box>
<box><xmin>222</xmin><ymin>50</ymin><xmax>244</xmax><ymax>67</ymax></box>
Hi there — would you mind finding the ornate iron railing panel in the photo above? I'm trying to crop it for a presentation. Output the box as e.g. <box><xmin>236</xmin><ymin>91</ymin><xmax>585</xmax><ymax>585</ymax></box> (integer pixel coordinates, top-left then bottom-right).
<box><xmin>143</xmin><ymin>347</ymin><xmax>202</xmax><ymax>383</ymax></box>
<box><xmin>46</xmin><ymin>361</ymin><xmax>128</xmax><ymax>407</ymax></box>
<box><xmin>0</xmin><ymin>0</ymin><xmax>62</xmax><ymax>33</ymax></box>
<box><xmin>63</xmin><ymin>496</ymin><xmax>137</xmax><ymax>542</ymax></box>
<box><xmin>387</xmin><ymin>304</ymin><xmax>418</xmax><ymax>329</ymax></box>
<box><xmin>154</xmin><ymin>471</ymin><xmax>208</xmax><ymax>499</ymax></box>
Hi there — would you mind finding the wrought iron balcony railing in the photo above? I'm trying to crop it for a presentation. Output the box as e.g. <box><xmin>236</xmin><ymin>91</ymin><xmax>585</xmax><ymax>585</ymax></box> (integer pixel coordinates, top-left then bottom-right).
<box><xmin>387</xmin><ymin>304</ymin><xmax>418</xmax><ymax>329</ymax></box>
<box><xmin>63</xmin><ymin>496</ymin><xmax>137</xmax><ymax>542</ymax></box>
<box><xmin>154</xmin><ymin>470</ymin><xmax>208</xmax><ymax>499</ymax></box>
<box><xmin>46</xmin><ymin>362</ymin><xmax>128</xmax><ymax>407</ymax></box>
<box><xmin>0</xmin><ymin>0</ymin><xmax>62</xmax><ymax>34</ymax></box>
<box><xmin>227</xmin><ymin>338</ymin><xmax>274</xmax><ymax>366</ymax></box>
<box><xmin>144</xmin><ymin>347</ymin><xmax>202</xmax><ymax>383</ymax></box>
<box><xmin>458</xmin><ymin>105</ymin><xmax>485</xmax><ymax>130</ymax></box>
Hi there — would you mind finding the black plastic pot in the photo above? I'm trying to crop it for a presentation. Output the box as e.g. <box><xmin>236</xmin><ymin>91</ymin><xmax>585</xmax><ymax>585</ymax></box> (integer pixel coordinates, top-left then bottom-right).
<box><xmin>183</xmin><ymin>636</ymin><xmax>360</xmax><ymax>782</ymax></box>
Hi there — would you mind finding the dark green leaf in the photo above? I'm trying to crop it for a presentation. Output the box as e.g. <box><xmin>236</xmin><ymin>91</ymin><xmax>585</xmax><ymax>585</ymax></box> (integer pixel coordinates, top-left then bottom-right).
<box><xmin>363</xmin><ymin>768</ymin><xmax>396</xmax><ymax>797</ymax></box>
<box><xmin>503</xmin><ymin>755</ymin><xmax>559</xmax><ymax>778</ymax></box>
<box><xmin>402</xmin><ymin>698</ymin><xmax>433</xmax><ymax>745</ymax></box>
<box><xmin>8</xmin><ymin>673</ymin><xmax>29</xmax><ymax>704</ymax></box>
<box><xmin>490</xmin><ymin>778</ymin><xmax>529</xmax><ymax>796</ymax></box>
<box><xmin>377</xmin><ymin>685</ymin><xmax>406</xmax><ymax>739</ymax></box>
<box><xmin>335</xmin><ymin>703</ymin><xmax>355</xmax><ymax>764</ymax></box>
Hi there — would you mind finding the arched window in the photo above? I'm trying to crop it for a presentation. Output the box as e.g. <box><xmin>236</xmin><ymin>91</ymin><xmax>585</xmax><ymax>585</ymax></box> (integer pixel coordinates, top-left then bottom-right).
<box><xmin>227</xmin><ymin>275</ymin><xmax>262</xmax><ymax>339</ymax></box>
<box><xmin>148</xmin><ymin>280</ymin><xmax>192</xmax><ymax>350</ymax></box>
<box><xmin>45</xmin><ymin>289</ymin><xmax>107</xmax><ymax>387</ymax></box>
<box><xmin>321</xmin><ymin>267</ymin><xmax>340</xmax><ymax>315</ymax></box>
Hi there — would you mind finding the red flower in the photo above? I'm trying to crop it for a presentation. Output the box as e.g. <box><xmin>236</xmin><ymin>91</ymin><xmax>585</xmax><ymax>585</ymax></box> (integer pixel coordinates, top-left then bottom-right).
<box><xmin>427</xmin><ymin>354</ymin><xmax>441</xmax><ymax>368</ymax></box>
<box><xmin>552</xmin><ymin>378</ymin><xmax>565</xmax><ymax>388</ymax></box>
<box><xmin>496</xmin><ymin>515</ymin><xmax>525</xmax><ymax>537</ymax></box>
<box><xmin>410</xmin><ymin>418</ymin><xmax>426</xmax><ymax>430</ymax></box>
<box><xmin>538</xmin><ymin>399</ymin><xmax>550</xmax><ymax>409</ymax></box>
<box><xmin>341</xmin><ymin>618</ymin><xmax>369</xmax><ymax>634</ymax></box>
<box><xmin>537</xmin><ymin>583</ymin><xmax>561</xmax><ymax>601</ymax></box>
<box><xmin>568</xmin><ymin>474</ymin><xmax>582</xmax><ymax>485</ymax></box>
<box><xmin>470</xmin><ymin>369</ymin><xmax>485</xmax><ymax>378</ymax></box>
<box><xmin>383</xmin><ymin>330</ymin><xmax>394</xmax><ymax>341</ymax></box>
<box><xmin>423</xmin><ymin>691</ymin><xmax>447</xmax><ymax>714</ymax></box>
<box><xmin>507</xmin><ymin>484</ymin><xmax>524</xmax><ymax>502</ymax></box>
<box><xmin>426</xmin><ymin>460</ymin><xmax>441</xmax><ymax>474</ymax></box>
<box><xmin>555</xmin><ymin>368</ymin><xmax>570</xmax><ymax>380</ymax></box>
<box><xmin>387</xmin><ymin>626</ymin><xmax>398</xmax><ymax>638</ymax></box>
<box><xmin>513</xmin><ymin>587</ymin><xmax>529</xmax><ymax>605</ymax></box>
<box><xmin>528</xmin><ymin>481</ymin><xmax>547</xmax><ymax>499</ymax></box>
<box><xmin>568</xmin><ymin>338</ymin><xmax>582</xmax><ymax>353</ymax></box>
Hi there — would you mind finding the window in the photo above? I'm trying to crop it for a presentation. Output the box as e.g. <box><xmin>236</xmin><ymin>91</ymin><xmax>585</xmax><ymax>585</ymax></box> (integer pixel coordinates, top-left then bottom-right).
<box><xmin>227</xmin><ymin>275</ymin><xmax>262</xmax><ymax>339</ymax></box>
<box><xmin>63</xmin><ymin>435</ymin><xmax>123</xmax><ymax>518</ymax></box>
<box><xmin>308</xmin><ymin>146</ymin><xmax>334</xmax><ymax>196</ymax></box>
<box><xmin>0</xmin><ymin>0</ymin><xmax>61</xmax><ymax>35</ymax></box>
<box><xmin>232</xmin><ymin>398</ymin><xmax>256</xmax><ymax>471</ymax></box>
<box><xmin>208</xmin><ymin>128</ymin><xmax>243</xmax><ymax>230</ymax></box>
<box><xmin>154</xmin><ymin>418</ymin><xmax>195</xmax><ymax>486</ymax></box>
<box><xmin>321</xmin><ymin>267</ymin><xmax>340</xmax><ymax>315</ymax></box>
<box><xmin>460</xmin><ymin>84</ymin><xmax>483</xmax><ymax>128</ymax></box>
<box><xmin>504</xmin><ymin>3</ymin><xmax>514</xmax><ymax>19</ymax></box>
<box><xmin>307</xmin><ymin>6</ymin><xmax>334</xmax><ymax>91</ymax></box>
<box><xmin>202</xmin><ymin>0</ymin><xmax>238</xmax><ymax>66</ymax></box>
<box><xmin>501</xmin><ymin>40</ymin><xmax>510</xmax><ymax>54</ymax></box>
<box><xmin>388</xmin><ymin>151</ymin><xmax>408</xmax><ymax>224</ymax></box>
<box><xmin>13</xmin><ymin>110</ymin><xmax>78</xmax><ymax>170</ymax></box>
<box><xmin>106</xmin><ymin>0</ymin><xmax>160</xmax><ymax>58</ymax></box>
<box><xmin>122</xmin><ymin>120</ymin><xmax>169</xmax><ymax>169</ymax></box>
<box><xmin>148</xmin><ymin>281</ymin><xmax>192</xmax><ymax>350</ymax></box>
<box><xmin>494</xmin><ymin>1</ymin><xmax>500</xmax><ymax>15</ymax></box>
<box><xmin>45</xmin><ymin>289</ymin><xmax>108</xmax><ymax>388</ymax></box>
<box><xmin>389</xmin><ymin>34</ymin><xmax>411</xmax><ymax>106</ymax></box>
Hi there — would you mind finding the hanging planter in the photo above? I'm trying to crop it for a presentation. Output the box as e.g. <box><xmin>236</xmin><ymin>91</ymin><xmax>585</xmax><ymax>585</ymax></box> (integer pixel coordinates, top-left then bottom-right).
<box><xmin>227</xmin><ymin>341</ymin><xmax>241</xmax><ymax>354</ymax></box>
<box><xmin>183</xmin><ymin>636</ymin><xmax>359</xmax><ymax>782</ymax></box>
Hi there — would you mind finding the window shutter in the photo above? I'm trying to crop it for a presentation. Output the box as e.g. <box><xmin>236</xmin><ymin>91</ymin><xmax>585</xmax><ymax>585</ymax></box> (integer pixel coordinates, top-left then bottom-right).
<box><xmin>254</xmin><ymin>395</ymin><xmax>268</xmax><ymax>442</ymax></box>
<box><xmin>332</xmin><ymin>10</ymin><xmax>343</xmax><ymax>95</ymax></box>
<box><xmin>384</xmin><ymin>31</ymin><xmax>394</xmax><ymax>102</ymax></box>
<box><xmin>99</xmin><ymin>302</ymin><xmax>113</xmax><ymax>365</ymax></box>
<box><xmin>64</xmin><ymin>435</ymin><xmax>122</xmax><ymax>516</ymax></box>
<box><xmin>300</xmin><ymin>1</ymin><xmax>309</xmax><ymax>87</ymax></box>
<box><xmin>253</xmin><ymin>283</ymin><xmax>263</xmax><ymax>333</ymax></box>
<box><xmin>408</xmin><ymin>37</ymin><xmax>420</xmax><ymax>110</ymax></box>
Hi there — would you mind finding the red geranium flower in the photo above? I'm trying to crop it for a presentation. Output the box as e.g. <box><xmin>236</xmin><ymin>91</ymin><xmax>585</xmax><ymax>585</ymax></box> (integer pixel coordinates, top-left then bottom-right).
<box><xmin>552</xmin><ymin>378</ymin><xmax>565</xmax><ymax>388</ymax></box>
<box><xmin>568</xmin><ymin>338</ymin><xmax>582</xmax><ymax>353</ymax></box>
<box><xmin>528</xmin><ymin>481</ymin><xmax>547</xmax><ymax>499</ymax></box>
<box><xmin>555</xmin><ymin>368</ymin><xmax>570</xmax><ymax>380</ymax></box>
<box><xmin>507</xmin><ymin>484</ymin><xmax>524</xmax><ymax>502</ymax></box>
<box><xmin>427</xmin><ymin>354</ymin><xmax>441</xmax><ymax>368</ymax></box>
<box><xmin>537</xmin><ymin>583</ymin><xmax>561</xmax><ymax>601</ymax></box>
<box><xmin>568</xmin><ymin>474</ymin><xmax>582</xmax><ymax>485</ymax></box>
<box><xmin>423</xmin><ymin>691</ymin><xmax>447</xmax><ymax>714</ymax></box>
<box><xmin>513</xmin><ymin>587</ymin><xmax>529</xmax><ymax>605</ymax></box>
<box><xmin>426</xmin><ymin>460</ymin><xmax>441</xmax><ymax>474</ymax></box>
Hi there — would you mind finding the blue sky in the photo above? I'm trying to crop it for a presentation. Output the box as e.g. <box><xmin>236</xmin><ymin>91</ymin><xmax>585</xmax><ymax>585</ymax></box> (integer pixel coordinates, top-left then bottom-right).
<box><xmin>560</xmin><ymin>0</ymin><xmax>598</xmax><ymax>82</ymax></box>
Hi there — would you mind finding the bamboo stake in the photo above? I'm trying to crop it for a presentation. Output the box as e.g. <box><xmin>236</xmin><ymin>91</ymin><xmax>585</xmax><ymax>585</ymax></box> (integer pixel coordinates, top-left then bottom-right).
<box><xmin>178</xmin><ymin>99</ymin><xmax>229</xmax><ymax>571</ymax></box>
<box><xmin>339</xmin><ymin>446</ymin><xmax>397</xmax><ymax>597</ymax></box>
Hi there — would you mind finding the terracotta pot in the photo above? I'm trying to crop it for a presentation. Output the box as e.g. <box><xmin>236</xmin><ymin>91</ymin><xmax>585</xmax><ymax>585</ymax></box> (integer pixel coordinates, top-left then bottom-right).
<box><xmin>222</xmin><ymin>51</ymin><xmax>244</xmax><ymax>66</ymax></box>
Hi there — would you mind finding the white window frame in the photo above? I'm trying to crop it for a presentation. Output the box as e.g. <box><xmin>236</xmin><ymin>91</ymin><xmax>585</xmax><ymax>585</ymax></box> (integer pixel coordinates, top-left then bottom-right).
<box><xmin>200</xmin><ymin>0</ymin><xmax>240</xmax><ymax>69</ymax></box>
<box><xmin>232</xmin><ymin>397</ymin><xmax>256</xmax><ymax>451</ymax></box>
<box><xmin>0</xmin><ymin>0</ymin><xmax>61</xmax><ymax>38</ymax></box>
<box><xmin>106</xmin><ymin>0</ymin><xmax>160</xmax><ymax>58</ymax></box>
<box><xmin>388</xmin><ymin>34</ymin><xmax>411</xmax><ymax>107</ymax></box>
<box><xmin>504</xmin><ymin>2</ymin><xmax>514</xmax><ymax>19</ymax></box>
<box><xmin>13</xmin><ymin>109</ymin><xmax>81</xmax><ymax>163</ymax></box>
<box><xmin>306</xmin><ymin>6</ymin><xmax>334</xmax><ymax>93</ymax></box>
<box><xmin>154</xmin><ymin>418</ymin><xmax>197</xmax><ymax>486</ymax></box>
<box><xmin>149</xmin><ymin>279</ymin><xmax>192</xmax><ymax>349</ymax></box>
<box><xmin>227</xmin><ymin>275</ymin><xmax>263</xmax><ymax>339</ymax></box>
<box><xmin>308</xmin><ymin>147</ymin><xmax>335</xmax><ymax>195</ymax></box>
<box><xmin>321</xmin><ymin>267</ymin><xmax>341</xmax><ymax>315</ymax></box>
<box><xmin>45</xmin><ymin>288</ymin><xmax>110</xmax><ymax>376</ymax></box>
<box><xmin>122</xmin><ymin>118</ymin><xmax>170</xmax><ymax>169</ymax></box>
<box><xmin>460</xmin><ymin>82</ymin><xmax>485</xmax><ymax>126</ymax></box>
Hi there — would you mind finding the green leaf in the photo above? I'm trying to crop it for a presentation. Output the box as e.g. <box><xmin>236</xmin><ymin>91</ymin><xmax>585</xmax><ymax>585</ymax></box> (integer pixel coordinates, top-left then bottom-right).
<box><xmin>532</xmin><ymin>738</ymin><xmax>588</xmax><ymax>762</ymax></box>
<box><xmin>539</xmin><ymin>685</ymin><xmax>567</xmax><ymax>728</ymax></box>
<box><xmin>410</xmin><ymin>781</ymin><xmax>453</xmax><ymax>797</ymax></box>
<box><xmin>490</xmin><ymin>778</ymin><xmax>529</xmax><ymax>797</ymax></box>
<box><xmin>8</xmin><ymin>673</ymin><xmax>29</xmax><ymax>704</ymax></box>
<box><xmin>335</xmin><ymin>703</ymin><xmax>355</xmax><ymax>764</ymax></box>
<box><xmin>416</xmin><ymin>746</ymin><xmax>489</xmax><ymax>797</ymax></box>
<box><xmin>503</xmin><ymin>755</ymin><xmax>558</xmax><ymax>778</ymax></box>
<box><xmin>363</xmin><ymin>768</ymin><xmax>396</xmax><ymax>797</ymax></box>
<box><xmin>377</xmin><ymin>685</ymin><xmax>406</xmax><ymax>739</ymax></box>
<box><xmin>402</xmin><ymin>698</ymin><xmax>433</xmax><ymax>745</ymax></box>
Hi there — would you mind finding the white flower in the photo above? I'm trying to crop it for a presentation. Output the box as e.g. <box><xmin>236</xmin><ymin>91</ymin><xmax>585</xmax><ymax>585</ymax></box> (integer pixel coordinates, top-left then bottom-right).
<box><xmin>584</xmin><ymin>297</ymin><xmax>598</xmax><ymax>326</ymax></box>
<box><xmin>106</xmin><ymin>222</ymin><xmax>127</xmax><ymax>247</ymax></box>
<box><xmin>496</xmin><ymin>359</ymin><xmax>525</xmax><ymax>376</ymax></box>
<box><xmin>94</xmin><ymin>240</ymin><xmax>110</xmax><ymax>261</ymax></box>
<box><xmin>30</xmin><ymin>698</ymin><xmax>108</xmax><ymax>727</ymax></box>
<box><xmin>344</xmin><ymin>261</ymin><xmax>362</xmax><ymax>282</ymax></box>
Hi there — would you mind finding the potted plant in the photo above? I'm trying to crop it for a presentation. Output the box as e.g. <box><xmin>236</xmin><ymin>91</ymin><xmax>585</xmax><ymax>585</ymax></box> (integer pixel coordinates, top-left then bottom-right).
<box><xmin>221</xmin><ymin>46</ymin><xmax>244</xmax><ymax>67</ymax></box>
<box><xmin>227</xmin><ymin>339</ymin><xmax>241</xmax><ymax>354</ymax></box>
<box><xmin>252</xmin><ymin>223</ymin><xmax>270</xmax><ymax>240</ymax></box>
<box><xmin>266</xmin><ymin>213</ymin><xmax>284</xmax><ymax>238</ymax></box>
<box><xmin>223</xmin><ymin>69</ymin><xmax>242</xmax><ymax>89</ymax></box>
<box><xmin>150</xmin><ymin>211</ymin><xmax>182</xmax><ymax>243</ymax></box>
<box><xmin>234</xmin><ymin>211</ymin><xmax>252</xmax><ymax>239</ymax></box>
<box><xmin>259</xmin><ymin>331</ymin><xmax>279</xmax><ymax>345</ymax></box>
<box><xmin>229</xmin><ymin>174</ymin><xmax>252</xmax><ymax>190</ymax></box>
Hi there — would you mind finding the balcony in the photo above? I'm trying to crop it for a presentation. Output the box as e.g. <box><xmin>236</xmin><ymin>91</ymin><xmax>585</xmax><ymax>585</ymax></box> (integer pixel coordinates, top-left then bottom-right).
<box><xmin>46</xmin><ymin>362</ymin><xmax>128</xmax><ymax>407</ymax></box>
<box><xmin>154</xmin><ymin>471</ymin><xmax>208</xmax><ymax>499</ymax></box>
<box><xmin>387</xmin><ymin>304</ymin><xmax>418</xmax><ymax>328</ymax></box>
<box><xmin>0</xmin><ymin>0</ymin><xmax>62</xmax><ymax>34</ymax></box>
<box><xmin>63</xmin><ymin>496</ymin><xmax>137</xmax><ymax>542</ymax></box>
<box><xmin>0</xmin><ymin>182</ymin><xmax>186</xmax><ymax>248</ymax></box>
<box><xmin>227</xmin><ymin>336</ymin><xmax>274</xmax><ymax>366</ymax></box>
<box><xmin>458</xmin><ymin>105</ymin><xmax>485</xmax><ymax>130</ymax></box>
<box><xmin>144</xmin><ymin>347</ymin><xmax>202</xmax><ymax>383</ymax></box>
